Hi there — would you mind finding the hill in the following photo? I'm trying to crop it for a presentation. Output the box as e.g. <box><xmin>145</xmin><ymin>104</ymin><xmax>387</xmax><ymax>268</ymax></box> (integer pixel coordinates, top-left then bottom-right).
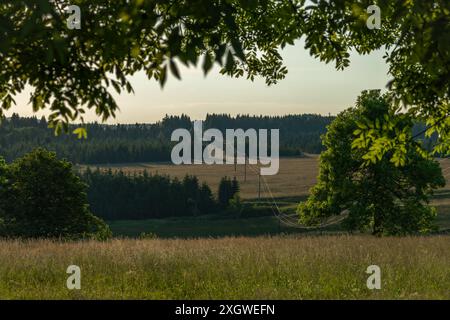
<box><xmin>0</xmin><ymin>113</ymin><xmax>334</xmax><ymax>164</ymax></box>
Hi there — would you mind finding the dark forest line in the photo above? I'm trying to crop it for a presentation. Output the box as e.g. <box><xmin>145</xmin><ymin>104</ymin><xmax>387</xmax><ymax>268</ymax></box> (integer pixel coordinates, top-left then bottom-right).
<box><xmin>0</xmin><ymin>113</ymin><xmax>334</xmax><ymax>164</ymax></box>
<box><xmin>1</xmin><ymin>113</ymin><xmax>435</xmax><ymax>165</ymax></box>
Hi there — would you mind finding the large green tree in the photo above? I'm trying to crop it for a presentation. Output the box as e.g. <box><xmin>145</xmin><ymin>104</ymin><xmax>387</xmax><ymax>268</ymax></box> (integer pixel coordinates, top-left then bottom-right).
<box><xmin>0</xmin><ymin>158</ymin><xmax>7</xmax><ymax>230</ymax></box>
<box><xmin>0</xmin><ymin>148</ymin><xmax>111</xmax><ymax>239</ymax></box>
<box><xmin>298</xmin><ymin>91</ymin><xmax>446</xmax><ymax>235</ymax></box>
<box><xmin>0</xmin><ymin>1</ymin><xmax>448</xmax><ymax>157</ymax></box>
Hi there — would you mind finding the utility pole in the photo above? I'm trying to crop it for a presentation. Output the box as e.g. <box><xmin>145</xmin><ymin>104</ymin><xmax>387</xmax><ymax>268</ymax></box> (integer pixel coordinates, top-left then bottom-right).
<box><xmin>258</xmin><ymin>173</ymin><xmax>261</xmax><ymax>200</ymax></box>
<box><xmin>244</xmin><ymin>156</ymin><xmax>247</xmax><ymax>182</ymax></box>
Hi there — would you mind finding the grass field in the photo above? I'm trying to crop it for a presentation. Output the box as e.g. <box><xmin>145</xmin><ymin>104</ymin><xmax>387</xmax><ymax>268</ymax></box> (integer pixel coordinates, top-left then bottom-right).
<box><xmin>108</xmin><ymin>213</ymin><xmax>345</xmax><ymax>238</ymax></box>
<box><xmin>1</xmin><ymin>158</ymin><xmax>449</xmax><ymax>300</ymax></box>
<box><xmin>81</xmin><ymin>157</ymin><xmax>321</xmax><ymax>199</ymax></box>
<box><xmin>0</xmin><ymin>236</ymin><xmax>448</xmax><ymax>299</ymax></box>
<box><xmin>108</xmin><ymin>203</ymin><xmax>450</xmax><ymax>238</ymax></box>
<box><xmin>82</xmin><ymin>156</ymin><xmax>450</xmax><ymax>199</ymax></box>
<box><xmin>83</xmin><ymin>157</ymin><xmax>450</xmax><ymax>238</ymax></box>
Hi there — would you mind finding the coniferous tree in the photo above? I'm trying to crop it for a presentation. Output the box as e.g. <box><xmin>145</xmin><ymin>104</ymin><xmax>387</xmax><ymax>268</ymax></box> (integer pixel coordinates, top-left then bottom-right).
<box><xmin>0</xmin><ymin>113</ymin><xmax>336</xmax><ymax>164</ymax></box>
<box><xmin>81</xmin><ymin>169</ymin><xmax>219</xmax><ymax>220</ymax></box>
<box><xmin>231</xmin><ymin>177</ymin><xmax>240</xmax><ymax>196</ymax></box>
<box><xmin>218</xmin><ymin>177</ymin><xmax>233</xmax><ymax>208</ymax></box>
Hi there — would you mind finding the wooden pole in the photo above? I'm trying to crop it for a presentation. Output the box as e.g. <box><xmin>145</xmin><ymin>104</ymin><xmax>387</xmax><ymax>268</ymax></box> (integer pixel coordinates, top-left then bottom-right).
<box><xmin>244</xmin><ymin>156</ymin><xmax>247</xmax><ymax>182</ymax></box>
<box><xmin>258</xmin><ymin>173</ymin><xmax>261</xmax><ymax>200</ymax></box>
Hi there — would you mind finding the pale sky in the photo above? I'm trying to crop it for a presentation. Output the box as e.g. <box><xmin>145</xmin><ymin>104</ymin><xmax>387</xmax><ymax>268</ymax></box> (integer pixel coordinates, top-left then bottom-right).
<box><xmin>9</xmin><ymin>41</ymin><xmax>390</xmax><ymax>124</ymax></box>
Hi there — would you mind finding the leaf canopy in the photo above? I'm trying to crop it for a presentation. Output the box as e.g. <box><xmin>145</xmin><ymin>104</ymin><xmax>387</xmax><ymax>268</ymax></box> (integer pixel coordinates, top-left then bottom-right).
<box><xmin>0</xmin><ymin>1</ymin><xmax>448</xmax><ymax>153</ymax></box>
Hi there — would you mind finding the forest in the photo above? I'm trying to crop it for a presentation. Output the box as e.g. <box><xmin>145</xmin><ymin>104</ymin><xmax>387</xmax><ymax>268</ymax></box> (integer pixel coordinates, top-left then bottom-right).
<box><xmin>81</xmin><ymin>168</ymin><xmax>240</xmax><ymax>220</ymax></box>
<box><xmin>0</xmin><ymin>113</ymin><xmax>334</xmax><ymax>163</ymax></box>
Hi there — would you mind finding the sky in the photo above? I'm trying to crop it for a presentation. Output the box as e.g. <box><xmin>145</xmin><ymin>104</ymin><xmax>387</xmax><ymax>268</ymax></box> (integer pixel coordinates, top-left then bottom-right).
<box><xmin>10</xmin><ymin>41</ymin><xmax>390</xmax><ymax>124</ymax></box>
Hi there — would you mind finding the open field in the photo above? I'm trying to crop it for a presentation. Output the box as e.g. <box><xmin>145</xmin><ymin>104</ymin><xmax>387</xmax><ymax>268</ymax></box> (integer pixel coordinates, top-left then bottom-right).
<box><xmin>108</xmin><ymin>203</ymin><xmax>450</xmax><ymax>238</ymax></box>
<box><xmin>0</xmin><ymin>236</ymin><xmax>448</xmax><ymax>299</ymax></box>
<box><xmin>108</xmin><ymin>214</ymin><xmax>340</xmax><ymax>238</ymax></box>
<box><xmin>82</xmin><ymin>157</ymin><xmax>450</xmax><ymax>199</ymax></box>
<box><xmin>82</xmin><ymin>157</ymin><xmax>450</xmax><ymax>238</ymax></box>
<box><xmin>81</xmin><ymin>157</ymin><xmax>321</xmax><ymax>199</ymax></box>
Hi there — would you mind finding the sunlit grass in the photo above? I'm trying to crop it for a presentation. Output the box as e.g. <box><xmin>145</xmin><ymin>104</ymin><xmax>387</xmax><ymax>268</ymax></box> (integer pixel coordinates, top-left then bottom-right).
<box><xmin>0</xmin><ymin>235</ymin><xmax>448</xmax><ymax>299</ymax></box>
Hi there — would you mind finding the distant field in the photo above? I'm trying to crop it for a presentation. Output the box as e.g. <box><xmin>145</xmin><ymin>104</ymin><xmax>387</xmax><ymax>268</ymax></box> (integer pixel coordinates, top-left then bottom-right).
<box><xmin>81</xmin><ymin>157</ymin><xmax>320</xmax><ymax>199</ymax></box>
<box><xmin>82</xmin><ymin>157</ymin><xmax>450</xmax><ymax>200</ymax></box>
<box><xmin>108</xmin><ymin>213</ymin><xmax>344</xmax><ymax>238</ymax></box>
<box><xmin>108</xmin><ymin>204</ymin><xmax>450</xmax><ymax>238</ymax></box>
<box><xmin>82</xmin><ymin>157</ymin><xmax>450</xmax><ymax>238</ymax></box>
<box><xmin>0</xmin><ymin>236</ymin><xmax>448</xmax><ymax>299</ymax></box>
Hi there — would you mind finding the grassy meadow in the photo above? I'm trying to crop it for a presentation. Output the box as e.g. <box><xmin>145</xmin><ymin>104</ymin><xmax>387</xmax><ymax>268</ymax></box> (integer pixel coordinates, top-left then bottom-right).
<box><xmin>82</xmin><ymin>156</ymin><xmax>450</xmax><ymax>199</ymax></box>
<box><xmin>0</xmin><ymin>236</ymin><xmax>448</xmax><ymax>299</ymax></box>
<box><xmin>1</xmin><ymin>157</ymin><xmax>448</xmax><ymax>300</ymax></box>
<box><xmin>80</xmin><ymin>157</ymin><xmax>321</xmax><ymax>199</ymax></box>
<box><xmin>90</xmin><ymin>157</ymin><xmax>450</xmax><ymax>237</ymax></box>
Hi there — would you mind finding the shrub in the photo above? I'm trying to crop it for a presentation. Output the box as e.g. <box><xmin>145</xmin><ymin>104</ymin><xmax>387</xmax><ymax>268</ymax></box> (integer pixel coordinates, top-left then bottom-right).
<box><xmin>0</xmin><ymin>149</ymin><xmax>111</xmax><ymax>240</ymax></box>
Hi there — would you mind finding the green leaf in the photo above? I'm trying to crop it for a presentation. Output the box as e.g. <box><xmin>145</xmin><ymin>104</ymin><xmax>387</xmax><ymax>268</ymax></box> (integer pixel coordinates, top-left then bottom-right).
<box><xmin>169</xmin><ymin>60</ymin><xmax>181</xmax><ymax>80</ymax></box>
<box><xmin>202</xmin><ymin>53</ymin><xmax>213</xmax><ymax>76</ymax></box>
<box><xmin>159</xmin><ymin>65</ymin><xmax>168</xmax><ymax>87</ymax></box>
<box><xmin>73</xmin><ymin>127</ymin><xmax>88</xmax><ymax>139</ymax></box>
<box><xmin>225</xmin><ymin>50</ymin><xmax>235</xmax><ymax>72</ymax></box>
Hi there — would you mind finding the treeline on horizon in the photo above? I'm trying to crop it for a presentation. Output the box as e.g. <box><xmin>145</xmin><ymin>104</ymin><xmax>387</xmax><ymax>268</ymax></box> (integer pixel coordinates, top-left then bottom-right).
<box><xmin>0</xmin><ymin>113</ymin><xmax>334</xmax><ymax>164</ymax></box>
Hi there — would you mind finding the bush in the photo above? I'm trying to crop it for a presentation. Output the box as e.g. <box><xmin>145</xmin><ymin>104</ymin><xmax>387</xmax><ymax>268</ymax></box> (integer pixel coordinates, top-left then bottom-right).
<box><xmin>218</xmin><ymin>176</ymin><xmax>240</xmax><ymax>208</ymax></box>
<box><xmin>0</xmin><ymin>149</ymin><xmax>111</xmax><ymax>240</ymax></box>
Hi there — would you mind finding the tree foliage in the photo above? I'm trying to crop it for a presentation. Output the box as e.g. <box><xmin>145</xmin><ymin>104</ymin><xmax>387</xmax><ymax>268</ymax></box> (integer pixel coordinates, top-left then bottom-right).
<box><xmin>218</xmin><ymin>176</ymin><xmax>240</xmax><ymax>208</ymax></box>
<box><xmin>81</xmin><ymin>168</ymin><xmax>219</xmax><ymax>220</ymax></box>
<box><xmin>298</xmin><ymin>91</ymin><xmax>446</xmax><ymax>235</ymax></box>
<box><xmin>0</xmin><ymin>1</ymin><xmax>448</xmax><ymax>157</ymax></box>
<box><xmin>0</xmin><ymin>148</ymin><xmax>111</xmax><ymax>239</ymax></box>
<box><xmin>0</xmin><ymin>113</ymin><xmax>332</xmax><ymax>163</ymax></box>
<box><xmin>0</xmin><ymin>0</ymin><xmax>295</xmax><ymax>132</ymax></box>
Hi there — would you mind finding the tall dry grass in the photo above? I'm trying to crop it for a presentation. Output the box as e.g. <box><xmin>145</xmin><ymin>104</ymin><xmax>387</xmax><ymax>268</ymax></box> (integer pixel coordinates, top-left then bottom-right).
<box><xmin>81</xmin><ymin>157</ymin><xmax>450</xmax><ymax>199</ymax></box>
<box><xmin>0</xmin><ymin>235</ymin><xmax>448</xmax><ymax>299</ymax></box>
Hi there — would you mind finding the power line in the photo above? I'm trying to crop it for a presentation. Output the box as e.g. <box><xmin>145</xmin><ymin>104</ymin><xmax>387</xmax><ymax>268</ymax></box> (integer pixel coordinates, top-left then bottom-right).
<box><xmin>412</xmin><ymin>113</ymin><xmax>449</xmax><ymax>140</ymax></box>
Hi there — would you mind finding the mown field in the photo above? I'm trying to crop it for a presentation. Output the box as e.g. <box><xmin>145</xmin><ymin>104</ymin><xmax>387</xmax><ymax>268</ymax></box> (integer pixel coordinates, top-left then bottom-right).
<box><xmin>81</xmin><ymin>157</ymin><xmax>321</xmax><ymax>199</ymax></box>
<box><xmin>94</xmin><ymin>157</ymin><xmax>450</xmax><ymax>237</ymax></box>
<box><xmin>82</xmin><ymin>157</ymin><xmax>450</xmax><ymax>199</ymax></box>
<box><xmin>0</xmin><ymin>236</ymin><xmax>448</xmax><ymax>299</ymax></box>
